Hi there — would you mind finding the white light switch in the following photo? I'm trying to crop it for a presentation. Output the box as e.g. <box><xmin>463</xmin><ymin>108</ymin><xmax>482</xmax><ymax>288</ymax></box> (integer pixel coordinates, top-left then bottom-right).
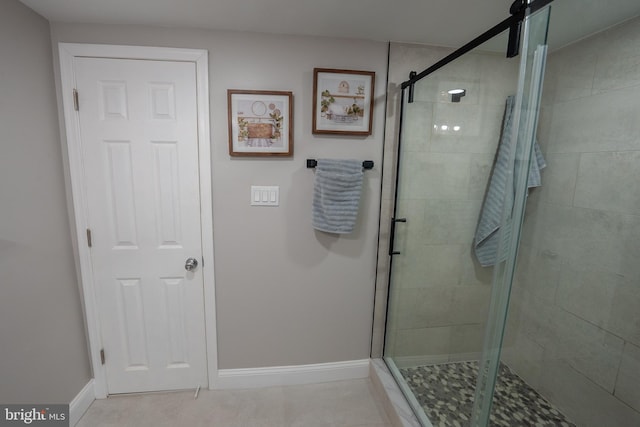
<box><xmin>251</xmin><ymin>186</ymin><xmax>279</xmax><ymax>206</ymax></box>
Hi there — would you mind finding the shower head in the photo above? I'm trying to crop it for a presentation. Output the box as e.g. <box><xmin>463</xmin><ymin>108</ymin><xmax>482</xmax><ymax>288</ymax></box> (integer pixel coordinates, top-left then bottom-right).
<box><xmin>448</xmin><ymin>88</ymin><xmax>466</xmax><ymax>102</ymax></box>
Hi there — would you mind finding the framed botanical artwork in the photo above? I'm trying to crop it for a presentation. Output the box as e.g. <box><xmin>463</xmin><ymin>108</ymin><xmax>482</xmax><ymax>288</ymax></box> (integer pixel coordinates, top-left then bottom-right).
<box><xmin>227</xmin><ymin>90</ymin><xmax>293</xmax><ymax>156</ymax></box>
<box><xmin>312</xmin><ymin>68</ymin><xmax>375</xmax><ymax>136</ymax></box>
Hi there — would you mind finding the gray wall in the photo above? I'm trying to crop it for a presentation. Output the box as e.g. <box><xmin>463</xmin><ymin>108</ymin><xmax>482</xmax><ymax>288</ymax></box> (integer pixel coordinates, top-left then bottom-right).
<box><xmin>504</xmin><ymin>16</ymin><xmax>640</xmax><ymax>427</ymax></box>
<box><xmin>0</xmin><ymin>0</ymin><xmax>91</xmax><ymax>403</ymax></box>
<box><xmin>50</xmin><ymin>23</ymin><xmax>388</xmax><ymax>369</ymax></box>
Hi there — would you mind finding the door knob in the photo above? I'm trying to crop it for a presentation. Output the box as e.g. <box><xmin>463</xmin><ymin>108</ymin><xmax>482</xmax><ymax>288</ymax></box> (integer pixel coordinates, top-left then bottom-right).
<box><xmin>185</xmin><ymin>257</ymin><xmax>198</xmax><ymax>271</ymax></box>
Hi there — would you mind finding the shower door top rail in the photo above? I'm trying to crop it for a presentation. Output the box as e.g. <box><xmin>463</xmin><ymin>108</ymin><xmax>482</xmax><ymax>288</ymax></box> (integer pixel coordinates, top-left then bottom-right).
<box><xmin>400</xmin><ymin>0</ymin><xmax>554</xmax><ymax>91</ymax></box>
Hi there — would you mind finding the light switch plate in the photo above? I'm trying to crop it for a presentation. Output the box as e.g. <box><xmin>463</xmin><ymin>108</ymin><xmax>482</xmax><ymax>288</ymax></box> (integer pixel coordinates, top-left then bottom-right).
<box><xmin>251</xmin><ymin>186</ymin><xmax>279</xmax><ymax>206</ymax></box>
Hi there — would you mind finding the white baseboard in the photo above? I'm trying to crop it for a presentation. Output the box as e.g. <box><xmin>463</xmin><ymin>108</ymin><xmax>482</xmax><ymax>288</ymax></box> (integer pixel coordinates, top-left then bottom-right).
<box><xmin>214</xmin><ymin>359</ymin><xmax>370</xmax><ymax>389</ymax></box>
<box><xmin>69</xmin><ymin>380</ymin><xmax>95</xmax><ymax>426</ymax></box>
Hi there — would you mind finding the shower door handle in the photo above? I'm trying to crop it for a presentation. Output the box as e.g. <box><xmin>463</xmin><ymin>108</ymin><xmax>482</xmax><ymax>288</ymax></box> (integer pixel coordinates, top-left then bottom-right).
<box><xmin>389</xmin><ymin>218</ymin><xmax>407</xmax><ymax>256</ymax></box>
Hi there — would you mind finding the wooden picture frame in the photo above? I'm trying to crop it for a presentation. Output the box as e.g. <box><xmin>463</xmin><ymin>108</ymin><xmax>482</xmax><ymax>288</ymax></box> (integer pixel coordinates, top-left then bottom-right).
<box><xmin>227</xmin><ymin>90</ymin><xmax>293</xmax><ymax>156</ymax></box>
<box><xmin>312</xmin><ymin>68</ymin><xmax>375</xmax><ymax>136</ymax></box>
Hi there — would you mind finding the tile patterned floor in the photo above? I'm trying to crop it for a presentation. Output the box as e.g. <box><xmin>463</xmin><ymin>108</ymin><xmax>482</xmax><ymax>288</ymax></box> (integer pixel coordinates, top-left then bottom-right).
<box><xmin>76</xmin><ymin>379</ymin><xmax>392</xmax><ymax>427</ymax></box>
<box><xmin>400</xmin><ymin>361</ymin><xmax>576</xmax><ymax>427</ymax></box>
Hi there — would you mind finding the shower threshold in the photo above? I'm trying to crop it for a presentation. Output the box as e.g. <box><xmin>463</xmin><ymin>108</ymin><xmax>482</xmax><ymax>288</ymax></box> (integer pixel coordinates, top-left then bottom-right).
<box><xmin>400</xmin><ymin>361</ymin><xmax>575</xmax><ymax>427</ymax></box>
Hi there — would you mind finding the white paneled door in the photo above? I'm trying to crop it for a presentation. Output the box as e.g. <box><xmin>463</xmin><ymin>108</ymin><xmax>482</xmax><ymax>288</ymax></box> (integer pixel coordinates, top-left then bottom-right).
<box><xmin>75</xmin><ymin>57</ymin><xmax>207</xmax><ymax>394</ymax></box>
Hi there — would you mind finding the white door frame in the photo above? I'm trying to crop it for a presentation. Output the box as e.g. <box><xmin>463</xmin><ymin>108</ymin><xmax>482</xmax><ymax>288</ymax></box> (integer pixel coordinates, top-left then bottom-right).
<box><xmin>58</xmin><ymin>43</ymin><xmax>218</xmax><ymax>398</ymax></box>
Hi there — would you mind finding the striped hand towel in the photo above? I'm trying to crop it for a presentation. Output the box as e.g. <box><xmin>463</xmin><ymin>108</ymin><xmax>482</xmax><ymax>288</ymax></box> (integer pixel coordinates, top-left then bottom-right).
<box><xmin>473</xmin><ymin>96</ymin><xmax>546</xmax><ymax>266</ymax></box>
<box><xmin>312</xmin><ymin>159</ymin><xmax>364</xmax><ymax>234</ymax></box>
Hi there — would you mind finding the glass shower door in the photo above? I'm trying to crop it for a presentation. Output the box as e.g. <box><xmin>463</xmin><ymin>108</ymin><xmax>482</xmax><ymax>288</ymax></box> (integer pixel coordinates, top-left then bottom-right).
<box><xmin>470</xmin><ymin>4</ymin><xmax>551</xmax><ymax>426</ymax></box>
<box><xmin>383</xmin><ymin>4</ymin><xmax>551</xmax><ymax>427</ymax></box>
<box><xmin>383</xmin><ymin>27</ymin><xmax>523</xmax><ymax>427</ymax></box>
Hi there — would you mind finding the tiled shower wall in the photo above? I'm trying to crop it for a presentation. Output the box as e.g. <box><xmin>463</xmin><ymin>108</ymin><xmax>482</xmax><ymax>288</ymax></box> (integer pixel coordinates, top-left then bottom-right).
<box><xmin>381</xmin><ymin>42</ymin><xmax>519</xmax><ymax>365</ymax></box>
<box><xmin>503</xmin><ymin>16</ymin><xmax>640</xmax><ymax>427</ymax></box>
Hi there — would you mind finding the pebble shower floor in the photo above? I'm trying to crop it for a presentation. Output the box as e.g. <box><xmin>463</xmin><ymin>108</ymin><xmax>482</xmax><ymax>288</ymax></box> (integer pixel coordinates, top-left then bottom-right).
<box><xmin>400</xmin><ymin>361</ymin><xmax>575</xmax><ymax>427</ymax></box>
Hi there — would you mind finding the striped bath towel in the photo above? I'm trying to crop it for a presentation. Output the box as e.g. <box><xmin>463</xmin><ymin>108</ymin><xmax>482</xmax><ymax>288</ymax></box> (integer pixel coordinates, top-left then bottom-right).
<box><xmin>312</xmin><ymin>159</ymin><xmax>364</xmax><ymax>234</ymax></box>
<box><xmin>473</xmin><ymin>96</ymin><xmax>546</xmax><ymax>266</ymax></box>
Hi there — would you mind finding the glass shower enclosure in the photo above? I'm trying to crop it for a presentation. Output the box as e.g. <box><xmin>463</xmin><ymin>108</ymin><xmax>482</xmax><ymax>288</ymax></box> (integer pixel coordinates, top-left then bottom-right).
<box><xmin>382</xmin><ymin>0</ymin><xmax>640</xmax><ymax>425</ymax></box>
<box><xmin>384</xmin><ymin>4</ymin><xmax>552</xmax><ymax>420</ymax></box>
